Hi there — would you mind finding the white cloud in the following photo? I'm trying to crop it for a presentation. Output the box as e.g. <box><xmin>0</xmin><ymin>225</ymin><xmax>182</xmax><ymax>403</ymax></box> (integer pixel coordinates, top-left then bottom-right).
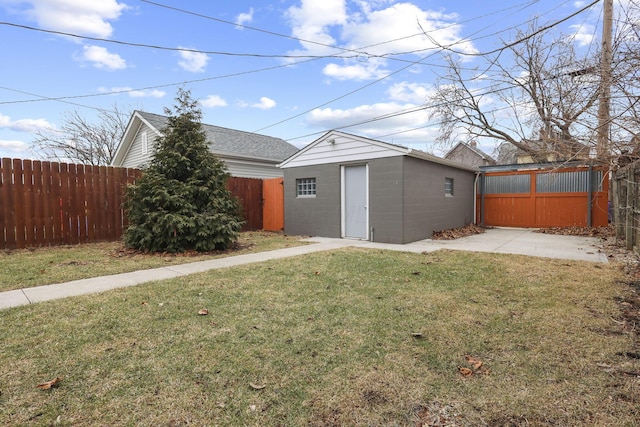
<box><xmin>3</xmin><ymin>0</ymin><xmax>128</xmax><ymax>38</ymax></box>
<box><xmin>307</xmin><ymin>102</ymin><xmax>413</xmax><ymax>127</ymax></box>
<box><xmin>0</xmin><ymin>113</ymin><xmax>54</xmax><ymax>132</ymax></box>
<box><xmin>97</xmin><ymin>87</ymin><xmax>166</xmax><ymax>98</ymax></box>
<box><xmin>285</xmin><ymin>1</ymin><xmax>476</xmax><ymax>81</ymax></box>
<box><xmin>0</xmin><ymin>139</ymin><xmax>30</xmax><ymax>152</ymax></box>
<box><xmin>323</xmin><ymin>61</ymin><xmax>388</xmax><ymax>81</ymax></box>
<box><xmin>252</xmin><ymin>97</ymin><xmax>276</xmax><ymax>110</ymax></box>
<box><xmin>387</xmin><ymin>82</ymin><xmax>433</xmax><ymax>104</ymax></box>
<box><xmin>569</xmin><ymin>23</ymin><xmax>595</xmax><ymax>47</ymax></box>
<box><xmin>80</xmin><ymin>45</ymin><xmax>127</xmax><ymax>70</ymax></box>
<box><xmin>235</xmin><ymin>7</ymin><xmax>254</xmax><ymax>28</ymax></box>
<box><xmin>178</xmin><ymin>48</ymin><xmax>209</xmax><ymax>73</ymax></box>
<box><xmin>200</xmin><ymin>95</ymin><xmax>227</xmax><ymax>108</ymax></box>
<box><xmin>286</xmin><ymin>0</ymin><xmax>347</xmax><ymax>55</ymax></box>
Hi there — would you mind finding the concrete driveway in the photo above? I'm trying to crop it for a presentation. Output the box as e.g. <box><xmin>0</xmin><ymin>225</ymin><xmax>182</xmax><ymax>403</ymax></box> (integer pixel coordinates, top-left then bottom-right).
<box><xmin>410</xmin><ymin>227</ymin><xmax>609</xmax><ymax>262</ymax></box>
<box><xmin>306</xmin><ymin>227</ymin><xmax>609</xmax><ymax>263</ymax></box>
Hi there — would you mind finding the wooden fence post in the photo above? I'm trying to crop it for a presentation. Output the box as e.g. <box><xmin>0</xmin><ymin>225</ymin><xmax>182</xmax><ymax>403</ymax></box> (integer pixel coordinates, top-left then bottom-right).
<box><xmin>612</xmin><ymin>170</ymin><xmax>622</xmax><ymax>239</ymax></box>
<box><xmin>626</xmin><ymin>166</ymin><xmax>635</xmax><ymax>250</ymax></box>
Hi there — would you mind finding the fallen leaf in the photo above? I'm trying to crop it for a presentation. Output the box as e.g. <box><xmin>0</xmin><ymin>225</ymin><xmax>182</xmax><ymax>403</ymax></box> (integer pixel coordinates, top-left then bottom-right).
<box><xmin>465</xmin><ymin>354</ymin><xmax>483</xmax><ymax>370</ymax></box>
<box><xmin>249</xmin><ymin>382</ymin><xmax>266</xmax><ymax>390</ymax></box>
<box><xmin>198</xmin><ymin>309</ymin><xmax>209</xmax><ymax>315</ymax></box>
<box><xmin>458</xmin><ymin>367</ymin><xmax>473</xmax><ymax>377</ymax></box>
<box><xmin>36</xmin><ymin>377</ymin><xmax>62</xmax><ymax>390</ymax></box>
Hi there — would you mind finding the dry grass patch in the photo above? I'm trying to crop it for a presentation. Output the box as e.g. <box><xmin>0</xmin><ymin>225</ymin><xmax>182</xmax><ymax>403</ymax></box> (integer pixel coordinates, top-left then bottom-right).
<box><xmin>0</xmin><ymin>231</ymin><xmax>306</xmax><ymax>293</ymax></box>
<box><xmin>0</xmin><ymin>249</ymin><xmax>638</xmax><ymax>426</ymax></box>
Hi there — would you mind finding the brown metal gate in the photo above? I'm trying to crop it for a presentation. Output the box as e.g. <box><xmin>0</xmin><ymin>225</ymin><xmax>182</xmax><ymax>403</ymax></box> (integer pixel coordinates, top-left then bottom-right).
<box><xmin>477</xmin><ymin>166</ymin><xmax>609</xmax><ymax>228</ymax></box>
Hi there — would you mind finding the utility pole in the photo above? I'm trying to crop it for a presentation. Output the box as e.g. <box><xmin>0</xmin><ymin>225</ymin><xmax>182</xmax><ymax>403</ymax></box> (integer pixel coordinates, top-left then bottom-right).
<box><xmin>596</xmin><ymin>0</ymin><xmax>613</xmax><ymax>161</ymax></box>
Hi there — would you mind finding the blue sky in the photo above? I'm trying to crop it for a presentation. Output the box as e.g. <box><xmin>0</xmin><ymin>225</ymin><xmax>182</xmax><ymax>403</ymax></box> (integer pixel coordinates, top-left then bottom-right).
<box><xmin>0</xmin><ymin>0</ymin><xmax>606</xmax><ymax>160</ymax></box>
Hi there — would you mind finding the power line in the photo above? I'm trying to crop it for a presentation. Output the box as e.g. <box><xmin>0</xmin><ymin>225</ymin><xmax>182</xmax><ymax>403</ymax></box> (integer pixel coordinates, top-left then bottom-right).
<box><xmin>0</xmin><ymin>0</ymin><xmax>583</xmax><ymax>107</ymax></box>
<box><xmin>0</xmin><ymin>57</ymin><xmax>320</xmax><ymax>105</ymax></box>
<box><xmin>255</xmin><ymin>1</ymin><xmax>600</xmax><ymax>134</ymax></box>
<box><xmin>427</xmin><ymin>0</ymin><xmax>601</xmax><ymax>57</ymax></box>
<box><xmin>0</xmin><ymin>21</ymin><xmax>360</xmax><ymax>60</ymax></box>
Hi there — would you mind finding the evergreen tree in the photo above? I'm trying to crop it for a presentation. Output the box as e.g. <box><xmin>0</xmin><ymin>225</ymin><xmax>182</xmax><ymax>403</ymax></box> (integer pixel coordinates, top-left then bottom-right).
<box><xmin>123</xmin><ymin>89</ymin><xmax>243</xmax><ymax>252</ymax></box>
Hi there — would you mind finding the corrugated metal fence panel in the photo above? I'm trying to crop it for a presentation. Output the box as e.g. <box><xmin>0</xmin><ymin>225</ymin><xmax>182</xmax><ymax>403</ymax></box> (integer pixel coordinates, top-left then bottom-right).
<box><xmin>478</xmin><ymin>166</ymin><xmax>608</xmax><ymax>228</ymax></box>
<box><xmin>536</xmin><ymin>170</ymin><xmax>603</xmax><ymax>193</ymax></box>
<box><xmin>483</xmin><ymin>174</ymin><xmax>530</xmax><ymax>194</ymax></box>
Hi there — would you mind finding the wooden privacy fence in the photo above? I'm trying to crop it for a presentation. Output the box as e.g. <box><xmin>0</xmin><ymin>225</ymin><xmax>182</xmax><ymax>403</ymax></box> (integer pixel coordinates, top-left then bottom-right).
<box><xmin>1</xmin><ymin>158</ymin><xmax>285</xmax><ymax>249</ymax></box>
<box><xmin>226</xmin><ymin>177</ymin><xmax>284</xmax><ymax>232</ymax></box>
<box><xmin>613</xmin><ymin>161</ymin><xmax>640</xmax><ymax>251</ymax></box>
<box><xmin>477</xmin><ymin>165</ymin><xmax>609</xmax><ymax>228</ymax></box>
<box><xmin>226</xmin><ymin>176</ymin><xmax>263</xmax><ymax>231</ymax></box>
<box><xmin>1</xmin><ymin>158</ymin><xmax>140</xmax><ymax>249</ymax></box>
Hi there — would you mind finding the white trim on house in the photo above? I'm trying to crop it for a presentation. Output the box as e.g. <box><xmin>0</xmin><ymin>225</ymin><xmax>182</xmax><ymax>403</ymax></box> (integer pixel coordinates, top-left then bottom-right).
<box><xmin>112</xmin><ymin>112</ymin><xmax>162</xmax><ymax>167</ymax></box>
<box><xmin>279</xmin><ymin>130</ymin><xmax>478</xmax><ymax>172</ymax></box>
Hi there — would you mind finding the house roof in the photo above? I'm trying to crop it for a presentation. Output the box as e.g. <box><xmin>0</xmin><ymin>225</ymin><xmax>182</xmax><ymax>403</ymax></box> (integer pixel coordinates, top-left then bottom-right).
<box><xmin>444</xmin><ymin>142</ymin><xmax>496</xmax><ymax>163</ymax></box>
<box><xmin>279</xmin><ymin>130</ymin><xmax>478</xmax><ymax>172</ymax></box>
<box><xmin>112</xmin><ymin>111</ymin><xmax>299</xmax><ymax>165</ymax></box>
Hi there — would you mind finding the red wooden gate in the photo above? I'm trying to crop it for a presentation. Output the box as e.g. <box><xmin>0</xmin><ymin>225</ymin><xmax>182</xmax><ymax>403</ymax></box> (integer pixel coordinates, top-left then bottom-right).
<box><xmin>477</xmin><ymin>166</ymin><xmax>609</xmax><ymax>228</ymax></box>
<box><xmin>262</xmin><ymin>177</ymin><xmax>284</xmax><ymax>231</ymax></box>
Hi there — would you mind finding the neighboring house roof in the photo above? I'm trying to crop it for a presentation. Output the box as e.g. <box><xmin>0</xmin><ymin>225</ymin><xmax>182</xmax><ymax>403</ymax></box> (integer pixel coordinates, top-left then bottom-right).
<box><xmin>444</xmin><ymin>142</ymin><xmax>496</xmax><ymax>167</ymax></box>
<box><xmin>279</xmin><ymin>130</ymin><xmax>478</xmax><ymax>172</ymax></box>
<box><xmin>112</xmin><ymin>111</ymin><xmax>299</xmax><ymax>167</ymax></box>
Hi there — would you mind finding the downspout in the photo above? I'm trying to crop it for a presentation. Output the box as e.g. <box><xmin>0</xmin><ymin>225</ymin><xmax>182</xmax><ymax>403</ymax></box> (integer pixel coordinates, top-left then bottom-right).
<box><xmin>587</xmin><ymin>165</ymin><xmax>593</xmax><ymax>227</ymax></box>
<box><xmin>480</xmin><ymin>171</ymin><xmax>486</xmax><ymax>226</ymax></box>
<box><xmin>473</xmin><ymin>172</ymin><xmax>479</xmax><ymax>225</ymax></box>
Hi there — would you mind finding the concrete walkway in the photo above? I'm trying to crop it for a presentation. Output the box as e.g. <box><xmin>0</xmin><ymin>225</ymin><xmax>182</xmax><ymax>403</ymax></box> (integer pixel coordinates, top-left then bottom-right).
<box><xmin>0</xmin><ymin>228</ymin><xmax>608</xmax><ymax>310</ymax></box>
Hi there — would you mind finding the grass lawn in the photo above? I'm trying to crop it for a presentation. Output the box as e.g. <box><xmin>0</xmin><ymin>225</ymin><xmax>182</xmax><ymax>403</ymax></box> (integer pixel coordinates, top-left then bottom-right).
<box><xmin>0</xmin><ymin>231</ymin><xmax>307</xmax><ymax>293</ymax></box>
<box><xmin>1</xmin><ymin>249</ymin><xmax>638</xmax><ymax>426</ymax></box>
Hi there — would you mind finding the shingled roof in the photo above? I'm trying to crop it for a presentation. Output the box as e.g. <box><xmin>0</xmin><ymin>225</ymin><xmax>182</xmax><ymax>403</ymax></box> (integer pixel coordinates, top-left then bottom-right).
<box><xmin>137</xmin><ymin>111</ymin><xmax>298</xmax><ymax>162</ymax></box>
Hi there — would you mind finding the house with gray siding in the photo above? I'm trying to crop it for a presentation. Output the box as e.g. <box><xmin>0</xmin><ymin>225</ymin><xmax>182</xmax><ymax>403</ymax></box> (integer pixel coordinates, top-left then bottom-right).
<box><xmin>279</xmin><ymin>130</ymin><xmax>478</xmax><ymax>244</ymax></box>
<box><xmin>444</xmin><ymin>141</ymin><xmax>496</xmax><ymax>168</ymax></box>
<box><xmin>112</xmin><ymin>111</ymin><xmax>299</xmax><ymax>178</ymax></box>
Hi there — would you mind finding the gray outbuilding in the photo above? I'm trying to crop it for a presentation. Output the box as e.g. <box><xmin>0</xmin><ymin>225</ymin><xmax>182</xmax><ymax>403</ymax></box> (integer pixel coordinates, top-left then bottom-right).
<box><xmin>279</xmin><ymin>130</ymin><xmax>478</xmax><ymax>244</ymax></box>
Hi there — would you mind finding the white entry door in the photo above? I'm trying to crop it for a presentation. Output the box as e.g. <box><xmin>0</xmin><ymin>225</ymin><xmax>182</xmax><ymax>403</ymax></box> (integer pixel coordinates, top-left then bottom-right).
<box><xmin>342</xmin><ymin>164</ymin><xmax>368</xmax><ymax>239</ymax></box>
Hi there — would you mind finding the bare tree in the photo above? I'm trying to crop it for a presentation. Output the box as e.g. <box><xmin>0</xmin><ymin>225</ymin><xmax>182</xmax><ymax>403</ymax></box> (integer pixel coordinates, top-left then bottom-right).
<box><xmin>428</xmin><ymin>22</ymin><xmax>607</xmax><ymax>163</ymax></box>
<box><xmin>608</xmin><ymin>0</ymin><xmax>640</xmax><ymax>162</ymax></box>
<box><xmin>32</xmin><ymin>105</ymin><xmax>131</xmax><ymax>166</ymax></box>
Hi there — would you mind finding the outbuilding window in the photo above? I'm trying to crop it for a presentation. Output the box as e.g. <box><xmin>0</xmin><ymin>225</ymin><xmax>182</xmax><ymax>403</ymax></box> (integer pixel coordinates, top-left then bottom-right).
<box><xmin>296</xmin><ymin>178</ymin><xmax>316</xmax><ymax>197</ymax></box>
<box><xmin>445</xmin><ymin>177</ymin><xmax>454</xmax><ymax>196</ymax></box>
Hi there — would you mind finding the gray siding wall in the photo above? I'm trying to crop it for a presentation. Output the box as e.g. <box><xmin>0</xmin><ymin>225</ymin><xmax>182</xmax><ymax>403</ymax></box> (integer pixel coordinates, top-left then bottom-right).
<box><xmin>284</xmin><ymin>164</ymin><xmax>342</xmax><ymax>238</ymax></box>
<box><xmin>284</xmin><ymin>156</ymin><xmax>476</xmax><ymax>244</ymax></box>
<box><xmin>120</xmin><ymin>124</ymin><xmax>156</xmax><ymax>168</ymax></box>
<box><xmin>403</xmin><ymin>156</ymin><xmax>475</xmax><ymax>242</ymax></box>
<box><xmin>368</xmin><ymin>157</ymin><xmax>405</xmax><ymax>244</ymax></box>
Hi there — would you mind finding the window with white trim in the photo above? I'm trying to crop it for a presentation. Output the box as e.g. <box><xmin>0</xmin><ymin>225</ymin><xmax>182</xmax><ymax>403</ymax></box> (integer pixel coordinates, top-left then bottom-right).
<box><xmin>445</xmin><ymin>177</ymin><xmax>454</xmax><ymax>196</ymax></box>
<box><xmin>141</xmin><ymin>131</ymin><xmax>148</xmax><ymax>155</ymax></box>
<box><xmin>296</xmin><ymin>178</ymin><xmax>316</xmax><ymax>197</ymax></box>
